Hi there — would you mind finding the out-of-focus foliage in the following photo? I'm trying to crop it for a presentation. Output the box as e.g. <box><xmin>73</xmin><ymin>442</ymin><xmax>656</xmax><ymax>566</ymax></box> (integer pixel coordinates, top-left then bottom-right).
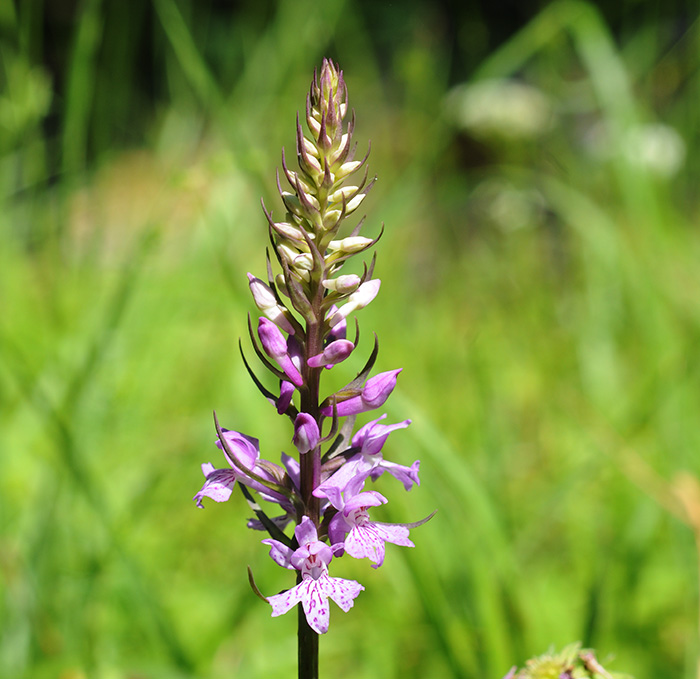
<box><xmin>1</xmin><ymin>1</ymin><xmax>699</xmax><ymax>678</ymax></box>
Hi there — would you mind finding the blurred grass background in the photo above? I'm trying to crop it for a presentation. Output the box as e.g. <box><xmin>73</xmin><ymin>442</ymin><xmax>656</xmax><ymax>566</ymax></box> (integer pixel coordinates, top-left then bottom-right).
<box><xmin>1</xmin><ymin>0</ymin><xmax>700</xmax><ymax>677</ymax></box>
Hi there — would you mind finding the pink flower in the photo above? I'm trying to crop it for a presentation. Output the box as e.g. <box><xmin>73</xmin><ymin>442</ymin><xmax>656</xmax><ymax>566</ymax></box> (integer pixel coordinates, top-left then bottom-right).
<box><xmin>194</xmin><ymin>429</ymin><xmax>291</xmax><ymax>510</ymax></box>
<box><xmin>263</xmin><ymin>517</ymin><xmax>364</xmax><ymax>634</ymax></box>
<box><xmin>318</xmin><ymin>474</ymin><xmax>415</xmax><ymax>568</ymax></box>
<box><xmin>314</xmin><ymin>414</ymin><xmax>419</xmax><ymax>498</ymax></box>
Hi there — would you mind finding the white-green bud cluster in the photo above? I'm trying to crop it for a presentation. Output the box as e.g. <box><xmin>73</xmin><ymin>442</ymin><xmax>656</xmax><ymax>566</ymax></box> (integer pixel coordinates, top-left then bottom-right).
<box><xmin>260</xmin><ymin>59</ymin><xmax>379</xmax><ymax>330</ymax></box>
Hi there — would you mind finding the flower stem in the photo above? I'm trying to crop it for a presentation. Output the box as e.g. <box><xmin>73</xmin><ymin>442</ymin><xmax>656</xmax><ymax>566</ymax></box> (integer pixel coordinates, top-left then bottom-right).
<box><xmin>298</xmin><ymin>308</ymin><xmax>324</xmax><ymax>676</ymax></box>
<box><xmin>298</xmin><ymin>582</ymin><xmax>319</xmax><ymax>679</ymax></box>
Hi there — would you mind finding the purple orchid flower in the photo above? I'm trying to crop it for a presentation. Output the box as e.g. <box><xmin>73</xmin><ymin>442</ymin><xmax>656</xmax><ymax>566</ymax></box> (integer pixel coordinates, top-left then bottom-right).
<box><xmin>193</xmin><ymin>429</ymin><xmax>260</xmax><ymax>508</ymax></box>
<box><xmin>246</xmin><ymin>453</ymin><xmax>300</xmax><ymax>531</ymax></box>
<box><xmin>318</xmin><ymin>473</ymin><xmax>415</xmax><ymax>568</ymax></box>
<box><xmin>263</xmin><ymin>517</ymin><xmax>364</xmax><ymax>634</ymax></box>
<box><xmin>351</xmin><ymin>415</ymin><xmax>421</xmax><ymax>490</ymax></box>
<box><xmin>314</xmin><ymin>415</ymin><xmax>420</xmax><ymax>499</ymax></box>
<box><xmin>194</xmin><ymin>428</ymin><xmax>291</xmax><ymax>510</ymax></box>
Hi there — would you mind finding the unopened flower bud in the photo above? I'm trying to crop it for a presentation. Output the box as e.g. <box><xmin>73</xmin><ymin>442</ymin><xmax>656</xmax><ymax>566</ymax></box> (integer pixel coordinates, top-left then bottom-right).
<box><xmin>329</xmin><ymin>279</ymin><xmax>380</xmax><ymax>327</ymax></box>
<box><xmin>277</xmin><ymin>245</ymin><xmax>313</xmax><ymax>281</ymax></box>
<box><xmin>281</xmin><ymin>192</ymin><xmax>306</xmax><ymax>218</ymax></box>
<box><xmin>300</xmin><ymin>146</ymin><xmax>322</xmax><ymax>175</ymax></box>
<box><xmin>345</xmin><ymin>194</ymin><xmax>366</xmax><ymax>212</ymax></box>
<box><xmin>323</xmin><ymin>209</ymin><xmax>342</xmax><ymax>230</ymax></box>
<box><xmin>326</xmin><ymin>306</ymin><xmax>347</xmax><ymax>341</ymax></box>
<box><xmin>277</xmin><ymin>380</ymin><xmax>295</xmax><ymax>414</ymax></box>
<box><xmin>258</xmin><ymin>317</ymin><xmax>287</xmax><ymax>358</ymax></box>
<box><xmin>274</xmin><ymin>274</ymin><xmax>290</xmax><ymax>297</ymax></box>
<box><xmin>329</xmin><ymin>236</ymin><xmax>373</xmax><ymax>254</ymax></box>
<box><xmin>248</xmin><ymin>273</ymin><xmax>277</xmax><ymax>308</ymax></box>
<box><xmin>328</xmin><ymin>134</ymin><xmax>350</xmax><ymax>165</ymax></box>
<box><xmin>273</xmin><ymin>221</ymin><xmax>306</xmax><ymax>243</ymax></box>
<box><xmin>306</xmin><ymin>115</ymin><xmax>321</xmax><ymax>137</ymax></box>
<box><xmin>258</xmin><ymin>318</ymin><xmax>303</xmax><ymax>386</ymax></box>
<box><xmin>293</xmin><ymin>252</ymin><xmax>314</xmax><ymax>273</ymax></box>
<box><xmin>287</xmin><ymin>335</ymin><xmax>303</xmax><ymax>375</ymax></box>
<box><xmin>328</xmin><ymin>186</ymin><xmax>359</xmax><ymax>205</ymax></box>
<box><xmin>362</xmin><ymin>368</ymin><xmax>402</xmax><ymax>409</ymax></box>
<box><xmin>322</xmin><ymin>274</ymin><xmax>361</xmax><ymax>294</ymax></box>
<box><xmin>336</xmin><ymin>159</ymin><xmax>362</xmax><ymax>179</ymax></box>
<box><xmin>292</xmin><ymin>413</ymin><xmax>320</xmax><ymax>454</ymax></box>
<box><xmin>321</xmin><ymin>369</ymin><xmax>402</xmax><ymax>417</ymax></box>
<box><xmin>361</xmin><ymin>369</ymin><xmax>401</xmax><ymax>408</ymax></box>
<box><xmin>248</xmin><ymin>274</ymin><xmax>295</xmax><ymax>335</ymax></box>
<box><xmin>307</xmin><ymin>339</ymin><xmax>355</xmax><ymax>368</ymax></box>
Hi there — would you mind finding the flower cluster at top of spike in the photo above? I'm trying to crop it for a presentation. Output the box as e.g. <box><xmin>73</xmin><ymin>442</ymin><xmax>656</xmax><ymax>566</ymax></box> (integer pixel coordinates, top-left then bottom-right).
<box><xmin>193</xmin><ymin>59</ymin><xmax>430</xmax><ymax>635</ymax></box>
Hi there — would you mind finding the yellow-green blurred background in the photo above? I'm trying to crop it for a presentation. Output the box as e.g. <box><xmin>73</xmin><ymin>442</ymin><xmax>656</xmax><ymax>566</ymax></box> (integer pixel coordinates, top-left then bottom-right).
<box><xmin>2</xmin><ymin>1</ymin><xmax>700</xmax><ymax>677</ymax></box>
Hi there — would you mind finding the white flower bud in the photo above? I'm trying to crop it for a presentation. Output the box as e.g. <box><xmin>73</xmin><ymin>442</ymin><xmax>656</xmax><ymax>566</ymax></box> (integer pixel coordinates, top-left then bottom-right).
<box><xmin>293</xmin><ymin>252</ymin><xmax>313</xmax><ymax>272</ymax></box>
<box><xmin>286</xmin><ymin>170</ymin><xmax>315</xmax><ymax>196</ymax></box>
<box><xmin>336</xmin><ymin>160</ymin><xmax>362</xmax><ymax>179</ymax></box>
<box><xmin>277</xmin><ymin>245</ymin><xmax>313</xmax><ymax>281</ymax></box>
<box><xmin>278</xmin><ymin>244</ymin><xmax>300</xmax><ymax>264</ymax></box>
<box><xmin>282</xmin><ymin>190</ymin><xmax>320</xmax><ymax>215</ymax></box>
<box><xmin>322</xmin><ymin>274</ymin><xmax>361</xmax><ymax>293</ymax></box>
<box><xmin>346</xmin><ymin>193</ymin><xmax>365</xmax><ymax>212</ymax></box>
<box><xmin>307</xmin><ymin>116</ymin><xmax>321</xmax><ymax>137</ymax></box>
<box><xmin>274</xmin><ymin>222</ymin><xmax>305</xmax><ymax>242</ymax></box>
<box><xmin>328</xmin><ymin>279</ymin><xmax>381</xmax><ymax>327</ymax></box>
<box><xmin>275</xmin><ymin>274</ymin><xmax>290</xmax><ymax>297</ymax></box>
<box><xmin>303</xmin><ymin>137</ymin><xmax>320</xmax><ymax>158</ymax></box>
<box><xmin>248</xmin><ymin>273</ymin><xmax>277</xmax><ymax>308</ymax></box>
<box><xmin>247</xmin><ymin>273</ymin><xmax>295</xmax><ymax>335</ymax></box>
<box><xmin>328</xmin><ymin>186</ymin><xmax>359</xmax><ymax>205</ymax></box>
<box><xmin>328</xmin><ymin>236</ymin><xmax>373</xmax><ymax>254</ymax></box>
<box><xmin>281</xmin><ymin>192</ymin><xmax>304</xmax><ymax>217</ymax></box>
<box><xmin>323</xmin><ymin>209</ymin><xmax>342</xmax><ymax>228</ymax></box>
<box><xmin>329</xmin><ymin>134</ymin><xmax>350</xmax><ymax>164</ymax></box>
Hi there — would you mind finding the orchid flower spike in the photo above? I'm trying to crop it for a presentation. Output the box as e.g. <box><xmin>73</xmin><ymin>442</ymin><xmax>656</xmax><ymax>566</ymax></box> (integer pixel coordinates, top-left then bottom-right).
<box><xmin>192</xmin><ymin>60</ymin><xmax>429</xmax><ymax>662</ymax></box>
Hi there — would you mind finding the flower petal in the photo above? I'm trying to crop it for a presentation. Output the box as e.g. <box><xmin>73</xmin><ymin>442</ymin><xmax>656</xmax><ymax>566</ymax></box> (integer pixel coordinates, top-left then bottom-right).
<box><xmin>277</xmin><ymin>380</ymin><xmax>295</xmax><ymax>414</ymax></box>
<box><xmin>372</xmin><ymin>459</ymin><xmax>421</xmax><ymax>490</ymax></box>
<box><xmin>300</xmin><ymin>578</ymin><xmax>331</xmax><ymax>634</ymax></box>
<box><xmin>319</xmin><ymin>573</ymin><xmax>364</xmax><ymax>613</ymax></box>
<box><xmin>268</xmin><ymin>583</ymin><xmax>304</xmax><ymax>618</ymax></box>
<box><xmin>352</xmin><ymin>414</ymin><xmax>411</xmax><ymax>455</ymax></box>
<box><xmin>262</xmin><ymin>538</ymin><xmax>295</xmax><ymax>569</ymax></box>
<box><xmin>193</xmin><ymin>468</ymin><xmax>237</xmax><ymax>508</ymax></box>
<box><xmin>216</xmin><ymin>429</ymin><xmax>260</xmax><ymax>469</ymax></box>
<box><xmin>294</xmin><ymin>515</ymin><xmax>319</xmax><ymax>547</ymax></box>
<box><xmin>373</xmin><ymin>522</ymin><xmax>414</xmax><ymax>548</ymax></box>
<box><xmin>344</xmin><ymin>523</ymin><xmax>386</xmax><ymax>566</ymax></box>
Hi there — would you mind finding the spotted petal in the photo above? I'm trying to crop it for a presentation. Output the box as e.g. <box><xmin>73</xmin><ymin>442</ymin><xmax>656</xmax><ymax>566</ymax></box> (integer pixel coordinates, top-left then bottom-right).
<box><xmin>319</xmin><ymin>573</ymin><xmax>364</xmax><ymax>613</ymax></box>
